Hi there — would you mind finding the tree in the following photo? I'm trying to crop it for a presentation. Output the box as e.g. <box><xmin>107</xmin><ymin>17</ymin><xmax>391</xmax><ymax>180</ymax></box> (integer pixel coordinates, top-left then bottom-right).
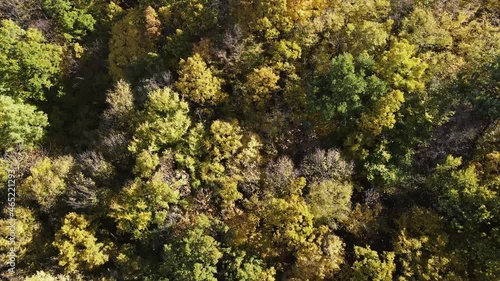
<box><xmin>159</xmin><ymin>0</ymin><xmax>221</xmax><ymax>67</ymax></box>
<box><xmin>109</xmin><ymin>176</ymin><xmax>182</xmax><ymax>239</ymax></box>
<box><xmin>108</xmin><ymin>180</ymin><xmax>153</xmax><ymax>239</ymax></box>
<box><xmin>19</xmin><ymin>156</ymin><xmax>73</xmax><ymax>211</ymax></box>
<box><xmin>306</xmin><ymin>179</ymin><xmax>352</xmax><ymax>227</ymax></box>
<box><xmin>0</xmin><ymin>207</ymin><xmax>40</xmax><ymax>263</ymax></box>
<box><xmin>175</xmin><ymin>53</ymin><xmax>227</xmax><ymax>106</ymax></box>
<box><xmin>264</xmin><ymin>156</ymin><xmax>296</xmax><ymax>197</ymax></box>
<box><xmin>144</xmin><ymin>6</ymin><xmax>161</xmax><ymax>40</ymax></box>
<box><xmin>259</xmin><ymin>191</ymin><xmax>314</xmax><ymax>256</ymax></box>
<box><xmin>0</xmin><ymin>19</ymin><xmax>63</xmax><ymax>100</ymax></box>
<box><xmin>207</xmin><ymin>120</ymin><xmax>243</xmax><ymax>162</ymax></box>
<box><xmin>313</xmin><ymin>52</ymin><xmax>388</xmax><ymax>138</ymax></box>
<box><xmin>394</xmin><ymin>207</ymin><xmax>459</xmax><ymax>281</ymax></box>
<box><xmin>110</xmin><ymin>151</ymin><xmax>185</xmax><ymax>239</ymax></box>
<box><xmin>0</xmin><ymin>95</ymin><xmax>48</xmax><ymax>151</ymax></box>
<box><xmin>161</xmin><ymin>215</ymin><xmax>223</xmax><ymax>281</ymax></box>
<box><xmin>129</xmin><ymin>87</ymin><xmax>191</xmax><ymax>153</ymax></box>
<box><xmin>452</xmin><ymin>56</ymin><xmax>500</xmax><ymax>120</ymax></box>
<box><xmin>299</xmin><ymin>149</ymin><xmax>354</xmax><ymax>227</ymax></box>
<box><xmin>24</xmin><ymin>271</ymin><xmax>74</xmax><ymax>281</ymax></box>
<box><xmin>103</xmin><ymin>80</ymin><xmax>136</xmax><ymax>131</ymax></box>
<box><xmin>399</xmin><ymin>7</ymin><xmax>453</xmax><ymax>52</ymax></box>
<box><xmin>235</xmin><ymin>0</ymin><xmax>294</xmax><ymax>40</ymax></box>
<box><xmin>312</xmin><ymin>52</ymin><xmax>404</xmax><ymax>183</ymax></box>
<box><xmin>351</xmin><ymin>246</ymin><xmax>395</xmax><ymax>281</ymax></box>
<box><xmin>375</xmin><ymin>39</ymin><xmax>428</xmax><ymax>93</ymax></box>
<box><xmin>342</xmin><ymin>19</ymin><xmax>393</xmax><ymax>55</ymax></box>
<box><xmin>175</xmin><ymin>122</ymin><xmax>206</xmax><ymax>188</ymax></box>
<box><xmin>133</xmin><ymin>150</ymin><xmax>160</xmax><ymax>178</ymax></box>
<box><xmin>359</xmin><ymin>89</ymin><xmax>404</xmax><ymax>136</ymax></box>
<box><xmin>290</xmin><ymin>226</ymin><xmax>345</xmax><ymax>280</ymax></box>
<box><xmin>53</xmin><ymin>212</ymin><xmax>110</xmax><ymax>273</ymax></box>
<box><xmin>221</xmin><ymin>250</ymin><xmax>276</xmax><ymax>281</ymax></box>
<box><xmin>300</xmin><ymin>149</ymin><xmax>354</xmax><ymax>182</ymax></box>
<box><xmin>41</xmin><ymin>0</ymin><xmax>95</xmax><ymax>41</ymax></box>
<box><xmin>108</xmin><ymin>7</ymin><xmax>160</xmax><ymax>81</ymax></box>
<box><xmin>228</xmin><ymin>178</ymin><xmax>316</xmax><ymax>260</ymax></box>
<box><xmin>199</xmin><ymin>120</ymin><xmax>263</xmax><ymax>207</ymax></box>
<box><xmin>243</xmin><ymin>66</ymin><xmax>280</xmax><ymax>106</ymax></box>
<box><xmin>426</xmin><ymin>156</ymin><xmax>500</xmax><ymax>280</ymax></box>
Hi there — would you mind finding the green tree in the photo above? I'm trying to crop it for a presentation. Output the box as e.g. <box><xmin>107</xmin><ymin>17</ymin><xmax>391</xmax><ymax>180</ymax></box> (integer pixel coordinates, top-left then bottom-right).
<box><xmin>41</xmin><ymin>0</ymin><xmax>96</xmax><ymax>41</ymax></box>
<box><xmin>222</xmin><ymin>250</ymin><xmax>276</xmax><ymax>281</ymax></box>
<box><xmin>426</xmin><ymin>156</ymin><xmax>500</xmax><ymax>280</ymax></box>
<box><xmin>129</xmin><ymin>87</ymin><xmax>191</xmax><ymax>153</ymax></box>
<box><xmin>0</xmin><ymin>95</ymin><xmax>48</xmax><ymax>151</ymax></box>
<box><xmin>313</xmin><ymin>52</ymin><xmax>388</xmax><ymax>138</ymax></box>
<box><xmin>312</xmin><ymin>52</ymin><xmax>404</xmax><ymax>183</ymax></box>
<box><xmin>452</xmin><ymin>56</ymin><xmax>500</xmax><ymax>120</ymax></box>
<box><xmin>0</xmin><ymin>19</ymin><xmax>63</xmax><ymax>100</ymax></box>
<box><xmin>161</xmin><ymin>215</ymin><xmax>223</xmax><ymax>281</ymax></box>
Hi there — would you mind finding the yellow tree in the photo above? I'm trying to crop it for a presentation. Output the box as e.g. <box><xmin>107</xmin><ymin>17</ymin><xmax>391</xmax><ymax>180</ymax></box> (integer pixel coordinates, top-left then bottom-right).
<box><xmin>290</xmin><ymin>225</ymin><xmax>345</xmax><ymax>280</ymax></box>
<box><xmin>351</xmin><ymin>246</ymin><xmax>395</xmax><ymax>281</ymax></box>
<box><xmin>201</xmin><ymin>120</ymin><xmax>262</xmax><ymax>207</ymax></box>
<box><xmin>376</xmin><ymin>39</ymin><xmax>428</xmax><ymax>94</ymax></box>
<box><xmin>394</xmin><ymin>207</ymin><xmax>459</xmax><ymax>281</ymax></box>
<box><xmin>19</xmin><ymin>156</ymin><xmax>73</xmax><ymax>211</ymax></box>
<box><xmin>175</xmin><ymin>53</ymin><xmax>227</xmax><ymax>106</ymax></box>
<box><xmin>243</xmin><ymin>66</ymin><xmax>280</xmax><ymax>106</ymax></box>
<box><xmin>108</xmin><ymin>7</ymin><xmax>161</xmax><ymax>80</ymax></box>
<box><xmin>0</xmin><ymin>207</ymin><xmax>40</xmax><ymax>263</ymax></box>
<box><xmin>53</xmin><ymin>213</ymin><xmax>110</xmax><ymax>273</ymax></box>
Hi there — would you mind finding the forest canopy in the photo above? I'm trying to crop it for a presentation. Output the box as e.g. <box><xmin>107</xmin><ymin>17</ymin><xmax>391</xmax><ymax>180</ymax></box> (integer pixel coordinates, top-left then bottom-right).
<box><xmin>0</xmin><ymin>0</ymin><xmax>499</xmax><ymax>280</ymax></box>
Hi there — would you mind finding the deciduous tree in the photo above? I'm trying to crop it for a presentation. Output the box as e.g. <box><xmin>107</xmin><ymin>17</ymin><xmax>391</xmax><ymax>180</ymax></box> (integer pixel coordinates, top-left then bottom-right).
<box><xmin>53</xmin><ymin>212</ymin><xmax>109</xmax><ymax>273</ymax></box>
<box><xmin>0</xmin><ymin>20</ymin><xmax>63</xmax><ymax>100</ymax></box>
<box><xmin>176</xmin><ymin>53</ymin><xmax>227</xmax><ymax>106</ymax></box>
<box><xmin>0</xmin><ymin>95</ymin><xmax>48</xmax><ymax>151</ymax></box>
